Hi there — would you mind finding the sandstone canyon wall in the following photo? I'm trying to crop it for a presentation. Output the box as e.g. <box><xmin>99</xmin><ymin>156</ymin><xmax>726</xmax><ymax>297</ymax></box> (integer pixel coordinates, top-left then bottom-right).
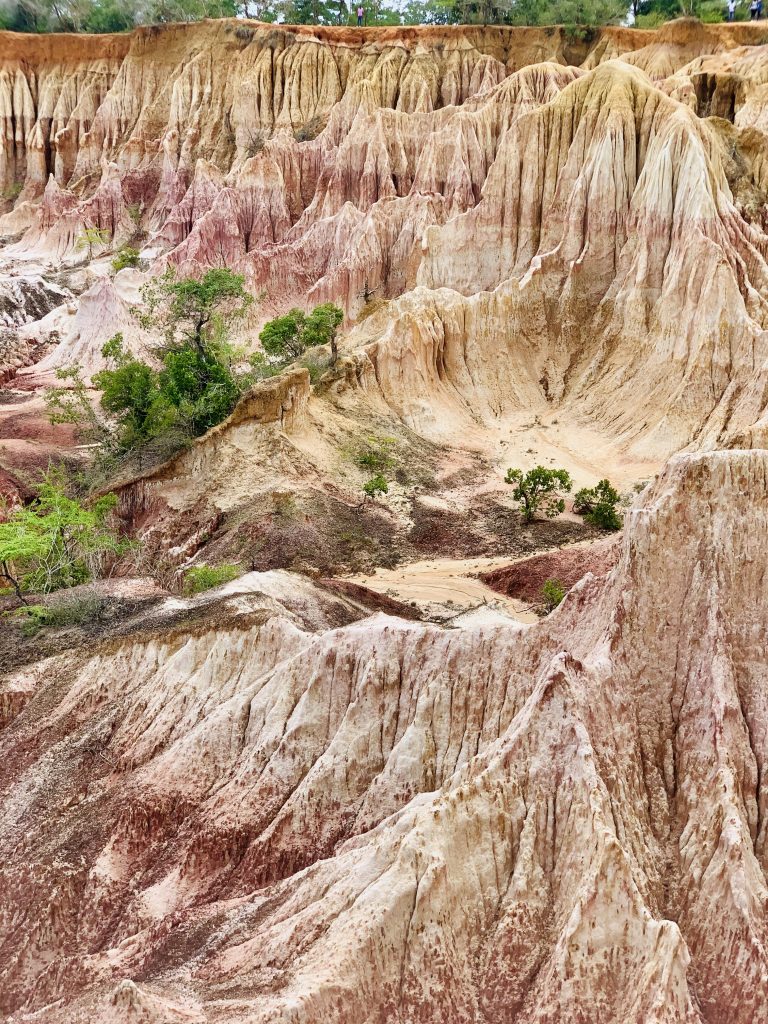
<box><xmin>6</xmin><ymin>20</ymin><xmax>768</xmax><ymax>457</ymax></box>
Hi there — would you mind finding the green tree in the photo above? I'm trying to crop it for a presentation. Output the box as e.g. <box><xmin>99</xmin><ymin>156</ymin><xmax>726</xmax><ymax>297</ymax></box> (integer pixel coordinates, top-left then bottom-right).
<box><xmin>76</xmin><ymin>226</ymin><xmax>110</xmax><ymax>261</ymax></box>
<box><xmin>136</xmin><ymin>267</ymin><xmax>252</xmax><ymax>436</ymax></box>
<box><xmin>83</xmin><ymin>0</ymin><xmax>136</xmax><ymax>30</ymax></box>
<box><xmin>634</xmin><ymin>0</ymin><xmax>704</xmax><ymax>23</ymax></box>
<box><xmin>422</xmin><ymin>0</ymin><xmax>514</xmax><ymax>23</ymax></box>
<box><xmin>493</xmin><ymin>0</ymin><xmax>625</xmax><ymax>24</ymax></box>
<box><xmin>572</xmin><ymin>478</ymin><xmax>622</xmax><ymax>530</ymax></box>
<box><xmin>47</xmin><ymin>270</ymin><xmax>257</xmax><ymax>478</ymax></box>
<box><xmin>0</xmin><ymin>0</ymin><xmax>49</xmax><ymax>31</ymax></box>
<box><xmin>45</xmin><ymin>364</ymin><xmax>109</xmax><ymax>448</ymax></box>
<box><xmin>0</xmin><ymin>469</ymin><xmax>127</xmax><ymax>604</ymax></box>
<box><xmin>139</xmin><ymin>267</ymin><xmax>252</xmax><ymax>357</ymax></box>
<box><xmin>159</xmin><ymin>344</ymin><xmax>240</xmax><ymax>434</ymax></box>
<box><xmin>504</xmin><ymin>465</ymin><xmax>572</xmax><ymax>523</ymax></box>
<box><xmin>304</xmin><ymin>303</ymin><xmax>344</xmax><ymax>363</ymax></box>
<box><xmin>259</xmin><ymin>302</ymin><xmax>344</xmax><ymax>364</ymax></box>
<box><xmin>283</xmin><ymin>0</ymin><xmax>337</xmax><ymax>21</ymax></box>
<box><xmin>93</xmin><ymin>333</ymin><xmax>170</xmax><ymax>451</ymax></box>
<box><xmin>259</xmin><ymin>309</ymin><xmax>308</xmax><ymax>361</ymax></box>
<box><xmin>400</xmin><ymin>0</ymin><xmax>446</xmax><ymax>21</ymax></box>
<box><xmin>240</xmin><ymin>0</ymin><xmax>280</xmax><ymax>18</ymax></box>
<box><xmin>142</xmin><ymin>0</ymin><xmax>236</xmax><ymax>21</ymax></box>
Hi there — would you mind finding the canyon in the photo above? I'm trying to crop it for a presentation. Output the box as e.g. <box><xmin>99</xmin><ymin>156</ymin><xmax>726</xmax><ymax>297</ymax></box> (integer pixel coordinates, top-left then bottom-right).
<box><xmin>1</xmin><ymin>16</ymin><xmax>768</xmax><ymax>1022</ymax></box>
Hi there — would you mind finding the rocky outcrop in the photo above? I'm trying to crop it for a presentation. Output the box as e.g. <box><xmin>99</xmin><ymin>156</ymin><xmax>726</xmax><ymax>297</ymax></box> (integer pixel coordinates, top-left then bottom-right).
<box><xmin>481</xmin><ymin>535</ymin><xmax>619</xmax><ymax>603</ymax></box>
<box><xmin>0</xmin><ymin>271</ymin><xmax>71</xmax><ymax>379</ymax></box>
<box><xmin>27</xmin><ymin>272</ymin><xmax>153</xmax><ymax>380</ymax></box>
<box><xmin>1</xmin><ymin>448</ymin><xmax>766</xmax><ymax>1022</ymax></box>
<box><xmin>0</xmin><ymin>271</ymin><xmax>69</xmax><ymax>327</ymax></box>
<box><xmin>3</xmin><ymin>24</ymin><xmax>768</xmax><ymax>1022</ymax></box>
<box><xmin>0</xmin><ymin>31</ymin><xmax>129</xmax><ymax>200</ymax></box>
<box><xmin>111</xmin><ymin>366</ymin><xmax>313</xmax><ymax>537</ymax></box>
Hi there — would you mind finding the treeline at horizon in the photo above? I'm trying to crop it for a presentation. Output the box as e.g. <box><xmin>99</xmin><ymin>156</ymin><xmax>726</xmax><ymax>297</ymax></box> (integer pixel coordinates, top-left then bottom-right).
<box><xmin>0</xmin><ymin>0</ymin><xmax>746</xmax><ymax>38</ymax></box>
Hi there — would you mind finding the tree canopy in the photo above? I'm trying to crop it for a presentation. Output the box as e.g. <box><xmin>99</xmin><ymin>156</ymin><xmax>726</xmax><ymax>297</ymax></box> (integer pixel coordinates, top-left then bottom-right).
<box><xmin>259</xmin><ymin>303</ymin><xmax>343</xmax><ymax>364</ymax></box>
<box><xmin>572</xmin><ymin>478</ymin><xmax>623</xmax><ymax>529</ymax></box>
<box><xmin>0</xmin><ymin>469</ymin><xmax>127</xmax><ymax>603</ymax></box>
<box><xmin>504</xmin><ymin>465</ymin><xmax>572</xmax><ymax>523</ymax></box>
<box><xmin>2</xmin><ymin>0</ymin><xmax>715</xmax><ymax>33</ymax></box>
<box><xmin>46</xmin><ymin>268</ymin><xmax>258</xmax><ymax>476</ymax></box>
<box><xmin>0</xmin><ymin>0</ymin><xmax>235</xmax><ymax>32</ymax></box>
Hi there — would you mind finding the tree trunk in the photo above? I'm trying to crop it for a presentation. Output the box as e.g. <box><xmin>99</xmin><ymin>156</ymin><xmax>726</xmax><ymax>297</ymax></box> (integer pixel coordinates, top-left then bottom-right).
<box><xmin>1</xmin><ymin>562</ymin><xmax>28</xmax><ymax>606</ymax></box>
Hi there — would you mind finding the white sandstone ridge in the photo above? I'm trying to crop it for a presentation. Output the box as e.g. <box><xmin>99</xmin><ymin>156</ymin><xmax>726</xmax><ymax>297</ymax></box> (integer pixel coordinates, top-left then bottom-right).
<box><xmin>0</xmin><ymin>447</ymin><xmax>766</xmax><ymax>1022</ymax></box>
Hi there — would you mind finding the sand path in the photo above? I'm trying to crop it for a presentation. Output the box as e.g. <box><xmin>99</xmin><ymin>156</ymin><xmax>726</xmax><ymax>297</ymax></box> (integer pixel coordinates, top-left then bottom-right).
<box><xmin>350</xmin><ymin>555</ymin><xmax>540</xmax><ymax>624</ymax></box>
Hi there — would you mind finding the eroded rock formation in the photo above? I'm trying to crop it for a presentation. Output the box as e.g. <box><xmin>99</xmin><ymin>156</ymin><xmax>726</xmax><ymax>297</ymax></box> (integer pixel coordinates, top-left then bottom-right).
<box><xmin>0</xmin><ymin>448</ymin><xmax>766</xmax><ymax>1022</ymax></box>
<box><xmin>5</xmin><ymin>20</ymin><xmax>768</xmax><ymax>455</ymax></box>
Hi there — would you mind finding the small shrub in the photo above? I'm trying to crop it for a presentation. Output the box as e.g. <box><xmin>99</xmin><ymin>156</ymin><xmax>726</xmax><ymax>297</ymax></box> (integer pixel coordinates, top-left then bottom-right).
<box><xmin>573</xmin><ymin>479</ymin><xmax>622</xmax><ymax>531</ymax></box>
<box><xmin>0</xmin><ymin>469</ymin><xmax>128</xmax><ymax>604</ymax></box>
<box><xmin>698</xmin><ymin>2</ymin><xmax>724</xmax><ymax>21</ymax></box>
<box><xmin>10</xmin><ymin>594</ymin><xmax>105</xmax><ymax>636</ymax></box>
<box><xmin>111</xmin><ymin>246</ymin><xmax>141</xmax><ymax>273</ymax></box>
<box><xmin>504</xmin><ymin>466</ymin><xmax>572</xmax><ymax>523</ymax></box>
<box><xmin>294</xmin><ymin>115</ymin><xmax>324</xmax><ymax>143</ymax></box>
<box><xmin>356</xmin><ymin>436</ymin><xmax>397</xmax><ymax>474</ymax></box>
<box><xmin>541</xmin><ymin>579</ymin><xmax>565</xmax><ymax>612</ymax></box>
<box><xmin>563</xmin><ymin>23</ymin><xmax>595</xmax><ymax>42</ymax></box>
<box><xmin>9</xmin><ymin>604</ymin><xmax>50</xmax><ymax>636</ymax></box>
<box><xmin>76</xmin><ymin>226</ymin><xmax>111</xmax><ymax>260</ymax></box>
<box><xmin>127</xmin><ymin>203</ymin><xmax>143</xmax><ymax>226</ymax></box>
<box><xmin>356</xmin><ymin>296</ymin><xmax>389</xmax><ymax>323</ymax></box>
<box><xmin>299</xmin><ymin>349</ymin><xmax>331</xmax><ymax>384</ymax></box>
<box><xmin>1</xmin><ymin>181</ymin><xmax>22</xmax><ymax>202</ymax></box>
<box><xmin>635</xmin><ymin>9</ymin><xmax>666</xmax><ymax>25</ymax></box>
<box><xmin>271</xmin><ymin>491</ymin><xmax>297</xmax><ymax>519</ymax></box>
<box><xmin>247</xmin><ymin>351</ymin><xmax>284</xmax><ymax>382</ymax></box>
<box><xmin>182</xmin><ymin>563</ymin><xmax>241</xmax><ymax>595</ymax></box>
<box><xmin>244</xmin><ymin>130</ymin><xmax>267</xmax><ymax>158</ymax></box>
<box><xmin>363</xmin><ymin>474</ymin><xmax>389</xmax><ymax>500</ymax></box>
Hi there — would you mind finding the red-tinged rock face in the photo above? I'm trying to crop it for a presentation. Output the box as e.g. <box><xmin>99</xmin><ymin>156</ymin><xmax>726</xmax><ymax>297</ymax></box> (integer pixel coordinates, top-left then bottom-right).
<box><xmin>4</xmin><ymin>23</ymin><xmax>768</xmax><ymax>456</ymax></box>
<box><xmin>1</xmin><ymin>25</ymin><xmax>768</xmax><ymax>1019</ymax></box>
<box><xmin>0</xmin><ymin>449</ymin><xmax>766</xmax><ymax>1022</ymax></box>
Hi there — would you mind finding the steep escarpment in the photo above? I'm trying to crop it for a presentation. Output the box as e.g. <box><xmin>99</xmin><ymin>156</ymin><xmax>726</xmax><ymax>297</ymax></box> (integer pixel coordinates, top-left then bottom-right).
<box><xmin>5</xmin><ymin>20</ymin><xmax>768</xmax><ymax>460</ymax></box>
<box><xmin>1</xmin><ymin>449</ymin><xmax>766</xmax><ymax>1022</ymax></box>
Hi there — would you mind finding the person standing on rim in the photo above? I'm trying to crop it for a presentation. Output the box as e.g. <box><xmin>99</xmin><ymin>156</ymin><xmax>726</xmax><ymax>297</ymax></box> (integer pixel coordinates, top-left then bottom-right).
<box><xmin>357</xmin><ymin>4</ymin><xmax>364</xmax><ymax>24</ymax></box>
<box><xmin>728</xmin><ymin>0</ymin><xmax>736</xmax><ymax>19</ymax></box>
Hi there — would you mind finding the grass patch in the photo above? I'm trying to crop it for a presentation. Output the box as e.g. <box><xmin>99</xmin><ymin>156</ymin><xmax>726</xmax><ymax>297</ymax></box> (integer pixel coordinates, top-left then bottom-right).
<box><xmin>182</xmin><ymin>563</ymin><xmax>242</xmax><ymax>595</ymax></box>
